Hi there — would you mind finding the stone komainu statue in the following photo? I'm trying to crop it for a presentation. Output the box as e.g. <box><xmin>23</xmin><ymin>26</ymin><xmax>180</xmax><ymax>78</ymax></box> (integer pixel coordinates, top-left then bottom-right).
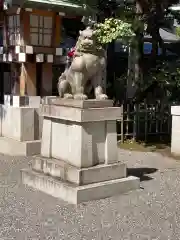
<box><xmin>57</xmin><ymin>27</ymin><xmax>108</xmax><ymax>100</ymax></box>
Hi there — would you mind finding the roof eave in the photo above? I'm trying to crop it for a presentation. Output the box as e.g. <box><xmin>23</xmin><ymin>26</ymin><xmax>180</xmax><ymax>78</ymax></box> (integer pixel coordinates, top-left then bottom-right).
<box><xmin>23</xmin><ymin>0</ymin><xmax>96</xmax><ymax>15</ymax></box>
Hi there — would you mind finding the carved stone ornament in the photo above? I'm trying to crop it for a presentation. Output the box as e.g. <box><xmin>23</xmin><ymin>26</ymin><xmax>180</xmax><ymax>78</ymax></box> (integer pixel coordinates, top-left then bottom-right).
<box><xmin>57</xmin><ymin>26</ymin><xmax>108</xmax><ymax>100</ymax></box>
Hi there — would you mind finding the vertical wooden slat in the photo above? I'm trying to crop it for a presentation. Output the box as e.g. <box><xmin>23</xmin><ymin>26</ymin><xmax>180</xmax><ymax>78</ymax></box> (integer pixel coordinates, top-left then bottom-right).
<box><xmin>121</xmin><ymin>105</ymin><xmax>124</xmax><ymax>143</ymax></box>
<box><xmin>155</xmin><ymin>102</ymin><xmax>159</xmax><ymax>135</ymax></box>
<box><xmin>20</xmin><ymin>63</ymin><xmax>26</xmax><ymax>96</ymax></box>
<box><xmin>54</xmin><ymin>15</ymin><xmax>61</xmax><ymax>47</ymax></box>
<box><xmin>4</xmin><ymin>11</ymin><xmax>9</xmax><ymax>46</ymax></box>
<box><xmin>137</xmin><ymin>104</ymin><xmax>140</xmax><ymax>139</ymax></box>
<box><xmin>126</xmin><ymin>103</ymin><xmax>129</xmax><ymax>138</ymax></box>
<box><xmin>25</xmin><ymin>63</ymin><xmax>37</xmax><ymax>96</ymax></box>
<box><xmin>21</xmin><ymin>10</ymin><xmax>30</xmax><ymax>45</ymax></box>
<box><xmin>144</xmin><ymin>100</ymin><xmax>148</xmax><ymax>142</ymax></box>
<box><xmin>133</xmin><ymin>104</ymin><xmax>137</xmax><ymax>140</ymax></box>
<box><xmin>41</xmin><ymin>63</ymin><xmax>53</xmax><ymax>96</ymax></box>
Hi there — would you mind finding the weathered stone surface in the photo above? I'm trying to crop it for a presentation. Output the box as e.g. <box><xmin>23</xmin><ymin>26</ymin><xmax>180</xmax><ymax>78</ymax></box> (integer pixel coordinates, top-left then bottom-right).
<box><xmin>105</xmin><ymin>120</ymin><xmax>118</xmax><ymax>164</ymax></box>
<box><xmin>52</xmin><ymin>98</ymin><xmax>113</xmax><ymax>108</ymax></box>
<box><xmin>171</xmin><ymin>106</ymin><xmax>180</xmax><ymax>155</ymax></box>
<box><xmin>0</xmin><ymin>137</ymin><xmax>40</xmax><ymax>156</ymax></box>
<box><xmin>1</xmin><ymin>105</ymin><xmax>35</xmax><ymax>141</ymax></box>
<box><xmin>42</xmin><ymin>96</ymin><xmax>57</xmax><ymax>105</ymax></box>
<box><xmin>0</xmin><ymin>104</ymin><xmax>42</xmax><ymax>156</ymax></box>
<box><xmin>42</xmin><ymin>104</ymin><xmax>122</xmax><ymax>122</ymax></box>
<box><xmin>22</xmin><ymin>101</ymin><xmax>139</xmax><ymax>204</ymax></box>
<box><xmin>22</xmin><ymin>169</ymin><xmax>139</xmax><ymax>204</ymax></box>
<box><xmin>171</xmin><ymin>106</ymin><xmax>180</xmax><ymax>115</ymax></box>
<box><xmin>41</xmin><ymin>106</ymin><xmax>120</xmax><ymax>168</ymax></box>
<box><xmin>31</xmin><ymin>156</ymin><xmax>126</xmax><ymax>185</ymax></box>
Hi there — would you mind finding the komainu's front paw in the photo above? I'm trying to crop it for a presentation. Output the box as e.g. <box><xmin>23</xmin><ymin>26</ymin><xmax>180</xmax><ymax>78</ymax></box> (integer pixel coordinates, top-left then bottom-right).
<box><xmin>64</xmin><ymin>93</ymin><xmax>73</xmax><ymax>99</ymax></box>
<box><xmin>74</xmin><ymin>94</ymin><xmax>88</xmax><ymax>100</ymax></box>
<box><xmin>96</xmin><ymin>94</ymin><xmax>108</xmax><ymax>100</ymax></box>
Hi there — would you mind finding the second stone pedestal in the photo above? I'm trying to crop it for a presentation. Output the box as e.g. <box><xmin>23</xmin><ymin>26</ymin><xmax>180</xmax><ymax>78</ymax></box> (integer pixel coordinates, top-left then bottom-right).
<box><xmin>22</xmin><ymin>99</ymin><xmax>140</xmax><ymax>204</ymax></box>
<box><xmin>0</xmin><ymin>104</ymin><xmax>41</xmax><ymax>156</ymax></box>
<box><xmin>171</xmin><ymin>106</ymin><xmax>180</xmax><ymax>155</ymax></box>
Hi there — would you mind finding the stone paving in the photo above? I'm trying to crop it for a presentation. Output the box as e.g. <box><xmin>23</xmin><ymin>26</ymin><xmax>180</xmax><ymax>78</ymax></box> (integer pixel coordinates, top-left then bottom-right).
<box><xmin>1</xmin><ymin>150</ymin><xmax>180</xmax><ymax>239</ymax></box>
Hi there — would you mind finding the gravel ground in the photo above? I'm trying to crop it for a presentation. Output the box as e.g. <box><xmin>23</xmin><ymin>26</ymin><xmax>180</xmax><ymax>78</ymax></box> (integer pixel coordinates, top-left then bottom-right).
<box><xmin>0</xmin><ymin>150</ymin><xmax>180</xmax><ymax>240</ymax></box>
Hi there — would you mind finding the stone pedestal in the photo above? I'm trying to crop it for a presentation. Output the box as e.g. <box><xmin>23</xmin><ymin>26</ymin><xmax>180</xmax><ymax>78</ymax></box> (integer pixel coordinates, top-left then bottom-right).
<box><xmin>22</xmin><ymin>99</ymin><xmax>140</xmax><ymax>204</ymax></box>
<box><xmin>4</xmin><ymin>95</ymin><xmax>41</xmax><ymax>108</ymax></box>
<box><xmin>0</xmin><ymin>104</ymin><xmax>41</xmax><ymax>156</ymax></box>
<box><xmin>171</xmin><ymin>106</ymin><xmax>180</xmax><ymax>155</ymax></box>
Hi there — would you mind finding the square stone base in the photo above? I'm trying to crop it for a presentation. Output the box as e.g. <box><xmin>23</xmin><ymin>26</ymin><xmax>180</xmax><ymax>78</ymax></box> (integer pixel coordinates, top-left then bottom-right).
<box><xmin>0</xmin><ymin>137</ymin><xmax>41</xmax><ymax>156</ymax></box>
<box><xmin>21</xmin><ymin>100</ymin><xmax>140</xmax><ymax>203</ymax></box>
<box><xmin>30</xmin><ymin>156</ymin><xmax>127</xmax><ymax>185</ymax></box>
<box><xmin>0</xmin><ymin>104</ymin><xmax>42</xmax><ymax>156</ymax></box>
<box><xmin>0</xmin><ymin>104</ymin><xmax>42</xmax><ymax>141</ymax></box>
<box><xmin>21</xmin><ymin>169</ymin><xmax>140</xmax><ymax>204</ymax></box>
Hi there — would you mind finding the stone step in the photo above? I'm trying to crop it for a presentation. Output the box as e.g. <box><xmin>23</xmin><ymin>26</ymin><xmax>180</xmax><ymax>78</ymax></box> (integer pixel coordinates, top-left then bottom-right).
<box><xmin>0</xmin><ymin>137</ymin><xmax>41</xmax><ymax>156</ymax></box>
<box><xmin>21</xmin><ymin>168</ymin><xmax>140</xmax><ymax>204</ymax></box>
<box><xmin>31</xmin><ymin>156</ymin><xmax>127</xmax><ymax>185</ymax></box>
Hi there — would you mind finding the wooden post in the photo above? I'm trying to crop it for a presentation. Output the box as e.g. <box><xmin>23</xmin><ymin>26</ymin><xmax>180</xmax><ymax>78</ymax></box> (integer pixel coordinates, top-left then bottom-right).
<box><xmin>20</xmin><ymin>63</ymin><xmax>26</xmax><ymax>96</ymax></box>
<box><xmin>19</xmin><ymin>63</ymin><xmax>37</xmax><ymax>96</ymax></box>
<box><xmin>133</xmin><ymin>104</ymin><xmax>137</xmax><ymax>140</ymax></box>
<box><xmin>25</xmin><ymin>63</ymin><xmax>37</xmax><ymax>96</ymax></box>
<box><xmin>41</xmin><ymin>63</ymin><xmax>52</xmax><ymax>96</ymax></box>
<box><xmin>144</xmin><ymin>100</ymin><xmax>148</xmax><ymax>142</ymax></box>
<box><xmin>121</xmin><ymin>105</ymin><xmax>124</xmax><ymax>143</ymax></box>
<box><xmin>54</xmin><ymin>14</ymin><xmax>61</xmax><ymax>47</ymax></box>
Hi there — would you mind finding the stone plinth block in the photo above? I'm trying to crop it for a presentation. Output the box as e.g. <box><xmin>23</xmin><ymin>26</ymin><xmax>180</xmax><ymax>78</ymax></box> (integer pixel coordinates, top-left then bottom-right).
<box><xmin>52</xmin><ymin>98</ymin><xmax>114</xmax><ymax>109</ymax></box>
<box><xmin>41</xmin><ymin>99</ymin><xmax>122</xmax><ymax>168</ymax></box>
<box><xmin>42</xmin><ymin>96</ymin><xmax>59</xmax><ymax>105</ymax></box>
<box><xmin>30</xmin><ymin>156</ymin><xmax>127</xmax><ymax>185</ymax></box>
<box><xmin>42</xmin><ymin>100</ymin><xmax>121</xmax><ymax>123</ymax></box>
<box><xmin>3</xmin><ymin>95</ymin><xmax>41</xmax><ymax>108</ymax></box>
<box><xmin>1</xmin><ymin>105</ymin><xmax>35</xmax><ymax>141</ymax></box>
<box><xmin>0</xmin><ymin>104</ymin><xmax>41</xmax><ymax>156</ymax></box>
<box><xmin>22</xmin><ymin>99</ymin><xmax>139</xmax><ymax>204</ymax></box>
<box><xmin>22</xmin><ymin>169</ymin><xmax>139</xmax><ymax>204</ymax></box>
<box><xmin>171</xmin><ymin>106</ymin><xmax>180</xmax><ymax>155</ymax></box>
<box><xmin>0</xmin><ymin>137</ymin><xmax>41</xmax><ymax>156</ymax></box>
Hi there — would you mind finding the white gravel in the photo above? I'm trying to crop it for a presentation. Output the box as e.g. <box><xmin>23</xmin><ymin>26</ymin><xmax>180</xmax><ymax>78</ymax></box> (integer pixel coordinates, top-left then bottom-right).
<box><xmin>0</xmin><ymin>150</ymin><xmax>180</xmax><ymax>240</ymax></box>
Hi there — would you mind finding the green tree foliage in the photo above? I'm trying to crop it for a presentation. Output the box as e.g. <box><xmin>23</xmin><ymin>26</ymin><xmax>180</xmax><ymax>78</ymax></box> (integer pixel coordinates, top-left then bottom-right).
<box><xmin>94</xmin><ymin>18</ymin><xmax>135</xmax><ymax>45</ymax></box>
<box><xmin>176</xmin><ymin>26</ymin><xmax>180</xmax><ymax>37</ymax></box>
<box><xmin>66</xmin><ymin>0</ymin><xmax>180</xmax><ymax>102</ymax></box>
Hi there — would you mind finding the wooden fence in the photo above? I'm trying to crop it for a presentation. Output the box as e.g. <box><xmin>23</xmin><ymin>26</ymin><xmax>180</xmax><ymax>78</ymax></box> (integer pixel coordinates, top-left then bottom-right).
<box><xmin>117</xmin><ymin>101</ymin><xmax>171</xmax><ymax>143</ymax></box>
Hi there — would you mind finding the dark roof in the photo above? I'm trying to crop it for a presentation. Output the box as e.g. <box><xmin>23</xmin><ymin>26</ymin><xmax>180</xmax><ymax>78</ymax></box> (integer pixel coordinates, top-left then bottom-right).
<box><xmin>5</xmin><ymin>0</ymin><xmax>95</xmax><ymax>15</ymax></box>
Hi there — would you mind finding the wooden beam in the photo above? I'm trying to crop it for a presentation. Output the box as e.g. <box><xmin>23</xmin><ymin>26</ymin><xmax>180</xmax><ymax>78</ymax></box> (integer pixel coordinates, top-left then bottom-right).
<box><xmin>21</xmin><ymin>9</ymin><xmax>30</xmax><ymax>45</ymax></box>
<box><xmin>31</xmin><ymin>9</ymin><xmax>54</xmax><ymax>17</ymax></box>
<box><xmin>54</xmin><ymin>15</ymin><xmax>61</xmax><ymax>47</ymax></box>
<box><xmin>5</xmin><ymin>7</ymin><xmax>21</xmax><ymax>15</ymax></box>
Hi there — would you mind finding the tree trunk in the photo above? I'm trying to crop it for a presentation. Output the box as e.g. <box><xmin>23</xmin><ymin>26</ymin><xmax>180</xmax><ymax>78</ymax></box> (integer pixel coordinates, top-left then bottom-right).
<box><xmin>127</xmin><ymin>2</ymin><xmax>144</xmax><ymax>101</ymax></box>
<box><xmin>135</xmin><ymin>32</ymin><xmax>144</xmax><ymax>88</ymax></box>
<box><xmin>106</xmin><ymin>41</ymin><xmax>115</xmax><ymax>99</ymax></box>
<box><xmin>126</xmin><ymin>45</ymin><xmax>137</xmax><ymax>99</ymax></box>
